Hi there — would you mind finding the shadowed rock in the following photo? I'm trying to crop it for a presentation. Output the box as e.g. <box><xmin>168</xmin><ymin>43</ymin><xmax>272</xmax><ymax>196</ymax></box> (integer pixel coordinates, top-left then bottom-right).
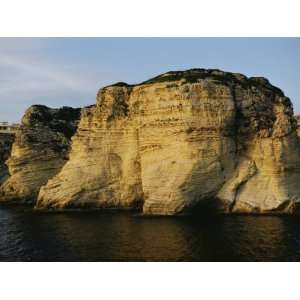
<box><xmin>0</xmin><ymin>133</ymin><xmax>15</xmax><ymax>185</ymax></box>
<box><xmin>0</xmin><ymin>105</ymin><xmax>81</xmax><ymax>204</ymax></box>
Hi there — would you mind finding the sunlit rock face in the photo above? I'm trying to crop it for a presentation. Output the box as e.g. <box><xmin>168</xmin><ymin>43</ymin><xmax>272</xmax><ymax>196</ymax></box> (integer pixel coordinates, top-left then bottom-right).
<box><xmin>38</xmin><ymin>90</ymin><xmax>143</xmax><ymax>210</ymax></box>
<box><xmin>217</xmin><ymin>83</ymin><xmax>300</xmax><ymax>213</ymax></box>
<box><xmin>36</xmin><ymin>69</ymin><xmax>300</xmax><ymax>214</ymax></box>
<box><xmin>0</xmin><ymin>105</ymin><xmax>81</xmax><ymax>204</ymax></box>
<box><xmin>0</xmin><ymin>133</ymin><xmax>15</xmax><ymax>185</ymax></box>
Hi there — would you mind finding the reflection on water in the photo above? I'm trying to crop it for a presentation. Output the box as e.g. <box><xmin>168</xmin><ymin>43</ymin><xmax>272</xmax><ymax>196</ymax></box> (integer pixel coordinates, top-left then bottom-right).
<box><xmin>1</xmin><ymin>206</ymin><xmax>300</xmax><ymax>261</ymax></box>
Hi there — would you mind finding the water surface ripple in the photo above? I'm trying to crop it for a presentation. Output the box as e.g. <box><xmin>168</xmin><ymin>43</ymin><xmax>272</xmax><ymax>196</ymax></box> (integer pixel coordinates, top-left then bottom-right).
<box><xmin>1</xmin><ymin>207</ymin><xmax>300</xmax><ymax>261</ymax></box>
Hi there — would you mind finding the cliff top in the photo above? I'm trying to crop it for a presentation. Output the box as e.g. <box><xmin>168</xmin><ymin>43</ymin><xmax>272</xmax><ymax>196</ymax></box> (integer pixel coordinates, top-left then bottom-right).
<box><xmin>105</xmin><ymin>68</ymin><xmax>284</xmax><ymax>96</ymax></box>
<box><xmin>21</xmin><ymin>105</ymin><xmax>81</xmax><ymax>138</ymax></box>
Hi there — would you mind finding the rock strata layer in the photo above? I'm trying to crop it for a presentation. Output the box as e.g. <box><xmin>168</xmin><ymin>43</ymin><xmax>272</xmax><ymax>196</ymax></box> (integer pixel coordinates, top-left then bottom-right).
<box><xmin>35</xmin><ymin>69</ymin><xmax>300</xmax><ymax>214</ymax></box>
<box><xmin>0</xmin><ymin>105</ymin><xmax>81</xmax><ymax>203</ymax></box>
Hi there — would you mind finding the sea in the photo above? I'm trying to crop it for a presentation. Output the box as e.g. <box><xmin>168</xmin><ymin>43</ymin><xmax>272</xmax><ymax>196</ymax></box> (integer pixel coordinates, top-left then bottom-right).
<box><xmin>1</xmin><ymin>206</ymin><xmax>300</xmax><ymax>261</ymax></box>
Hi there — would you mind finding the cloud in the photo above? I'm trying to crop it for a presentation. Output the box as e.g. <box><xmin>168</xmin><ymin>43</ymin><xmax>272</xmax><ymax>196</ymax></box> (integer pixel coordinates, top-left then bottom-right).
<box><xmin>0</xmin><ymin>39</ymin><xmax>99</xmax><ymax>122</ymax></box>
<box><xmin>0</xmin><ymin>53</ymin><xmax>94</xmax><ymax>94</ymax></box>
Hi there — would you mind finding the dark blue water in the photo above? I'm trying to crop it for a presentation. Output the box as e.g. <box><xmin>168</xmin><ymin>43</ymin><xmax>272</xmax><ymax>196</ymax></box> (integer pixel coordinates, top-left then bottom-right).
<box><xmin>1</xmin><ymin>206</ymin><xmax>300</xmax><ymax>261</ymax></box>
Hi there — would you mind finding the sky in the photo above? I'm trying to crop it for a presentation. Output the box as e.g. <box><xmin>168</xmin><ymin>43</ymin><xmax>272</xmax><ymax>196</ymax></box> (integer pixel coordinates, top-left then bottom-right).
<box><xmin>0</xmin><ymin>37</ymin><xmax>299</xmax><ymax>122</ymax></box>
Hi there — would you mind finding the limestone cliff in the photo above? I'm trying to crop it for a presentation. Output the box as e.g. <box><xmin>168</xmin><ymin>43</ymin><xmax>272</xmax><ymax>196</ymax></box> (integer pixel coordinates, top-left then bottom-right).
<box><xmin>0</xmin><ymin>105</ymin><xmax>81</xmax><ymax>204</ymax></box>
<box><xmin>36</xmin><ymin>69</ymin><xmax>300</xmax><ymax>214</ymax></box>
<box><xmin>295</xmin><ymin>115</ymin><xmax>300</xmax><ymax>136</ymax></box>
<box><xmin>0</xmin><ymin>133</ymin><xmax>15</xmax><ymax>185</ymax></box>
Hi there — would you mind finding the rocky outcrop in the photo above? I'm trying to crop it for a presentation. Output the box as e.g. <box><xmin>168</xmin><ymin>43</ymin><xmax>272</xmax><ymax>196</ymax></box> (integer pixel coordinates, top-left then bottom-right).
<box><xmin>0</xmin><ymin>133</ymin><xmax>15</xmax><ymax>185</ymax></box>
<box><xmin>0</xmin><ymin>105</ymin><xmax>81</xmax><ymax>204</ymax></box>
<box><xmin>36</xmin><ymin>69</ymin><xmax>300</xmax><ymax>214</ymax></box>
<box><xmin>295</xmin><ymin>115</ymin><xmax>300</xmax><ymax>136</ymax></box>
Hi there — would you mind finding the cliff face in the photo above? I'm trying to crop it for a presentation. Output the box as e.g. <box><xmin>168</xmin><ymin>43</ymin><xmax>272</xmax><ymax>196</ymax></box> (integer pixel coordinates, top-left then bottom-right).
<box><xmin>36</xmin><ymin>69</ymin><xmax>300</xmax><ymax>214</ymax></box>
<box><xmin>0</xmin><ymin>133</ymin><xmax>15</xmax><ymax>185</ymax></box>
<box><xmin>0</xmin><ymin>105</ymin><xmax>81</xmax><ymax>204</ymax></box>
<box><xmin>295</xmin><ymin>115</ymin><xmax>300</xmax><ymax>136</ymax></box>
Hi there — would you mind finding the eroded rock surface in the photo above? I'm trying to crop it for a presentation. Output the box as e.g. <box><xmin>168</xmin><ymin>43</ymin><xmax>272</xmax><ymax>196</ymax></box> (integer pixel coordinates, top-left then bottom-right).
<box><xmin>295</xmin><ymin>115</ymin><xmax>300</xmax><ymax>136</ymax></box>
<box><xmin>36</xmin><ymin>69</ymin><xmax>300</xmax><ymax>214</ymax></box>
<box><xmin>0</xmin><ymin>105</ymin><xmax>81</xmax><ymax>203</ymax></box>
<box><xmin>0</xmin><ymin>133</ymin><xmax>15</xmax><ymax>185</ymax></box>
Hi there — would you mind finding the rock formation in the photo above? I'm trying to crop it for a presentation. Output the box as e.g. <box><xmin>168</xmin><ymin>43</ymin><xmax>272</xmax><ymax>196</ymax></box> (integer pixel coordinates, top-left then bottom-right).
<box><xmin>0</xmin><ymin>105</ymin><xmax>81</xmax><ymax>204</ymax></box>
<box><xmin>0</xmin><ymin>133</ymin><xmax>15</xmax><ymax>185</ymax></box>
<box><xmin>295</xmin><ymin>115</ymin><xmax>300</xmax><ymax>136</ymax></box>
<box><xmin>35</xmin><ymin>69</ymin><xmax>300</xmax><ymax>214</ymax></box>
